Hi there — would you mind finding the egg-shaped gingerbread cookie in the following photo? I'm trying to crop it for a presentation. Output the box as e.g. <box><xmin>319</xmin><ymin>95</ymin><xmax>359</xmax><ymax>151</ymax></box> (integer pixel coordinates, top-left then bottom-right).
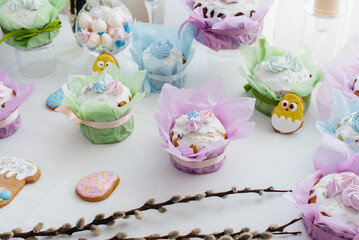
<box><xmin>76</xmin><ymin>171</ymin><xmax>120</xmax><ymax>202</ymax></box>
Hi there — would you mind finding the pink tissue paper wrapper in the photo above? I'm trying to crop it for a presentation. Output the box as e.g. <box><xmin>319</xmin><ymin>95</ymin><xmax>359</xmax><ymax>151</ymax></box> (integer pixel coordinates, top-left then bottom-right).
<box><xmin>317</xmin><ymin>34</ymin><xmax>359</xmax><ymax>120</ymax></box>
<box><xmin>0</xmin><ymin>68</ymin><xmax>34</xmax><ymax>138</ymax></box>
<box><xmin>180</xmin><ymin>0</ymin><xmax>274</xmax><ymax>51</ymax></box>
<box><xmin>154</xmin><ymin>78</ymin><xmax>255</xmax><ymax>174</ymax></box>
<box><xmin>286</xmin><ymin>134</ymin><xmax>359</xmax><ymax>240</ymax></box>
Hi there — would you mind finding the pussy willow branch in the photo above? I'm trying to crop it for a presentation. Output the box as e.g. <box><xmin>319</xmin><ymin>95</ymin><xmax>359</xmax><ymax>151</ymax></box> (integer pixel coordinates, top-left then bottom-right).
<box><xmin>0</xmin><ymin>186</ymin><xmax>292</xmax><ymax>239</ymax></box>
<box><xmin>105</xmin><ymin>217</ymin><xmax>303</xmax><ymax>240</ymax></box>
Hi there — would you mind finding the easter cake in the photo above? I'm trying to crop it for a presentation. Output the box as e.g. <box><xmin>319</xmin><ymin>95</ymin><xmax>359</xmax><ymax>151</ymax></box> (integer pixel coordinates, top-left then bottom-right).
<box><xmin>308</xmin><ymin>172</ymin><xmax>359</xmax><ymax>236</ymax></box>
<box><xmin>193</xmin><ymin>0</ymin><xmax>259</xmax><ymax>18</ymax></box>
<box><xmin>170</xmin><ymin>109</ymin><xmax>226</xmax><ymax>154</ymax></box>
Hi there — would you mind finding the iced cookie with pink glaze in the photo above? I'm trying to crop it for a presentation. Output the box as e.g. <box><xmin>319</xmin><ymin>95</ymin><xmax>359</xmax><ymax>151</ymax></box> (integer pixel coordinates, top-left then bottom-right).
<box><xmin>76</xmin><ymin>171</ymin><xmax>120</xmax><ymax>202</ymax></box>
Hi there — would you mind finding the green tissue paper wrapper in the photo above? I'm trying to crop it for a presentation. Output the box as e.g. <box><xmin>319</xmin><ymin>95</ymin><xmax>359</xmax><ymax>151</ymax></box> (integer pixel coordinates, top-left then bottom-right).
<box><xmin>239</xmin><ymin>38</ymin><xmax>324</xmax><ymax>116</ymax></box>
<box><xmin>62</xmin><ymin>64</ymin><xmax>146</xmax><ymax>144</ymax></box>
<box><xmin>0</xmin><ymin>0</ymin><xmax>67</xmax><ymax>49</ymax></box>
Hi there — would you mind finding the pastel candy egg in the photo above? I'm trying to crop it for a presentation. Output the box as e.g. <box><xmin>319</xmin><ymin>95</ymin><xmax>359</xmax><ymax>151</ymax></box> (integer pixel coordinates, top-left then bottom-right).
<box><xmin>107</xmin><ymin>14</ymin><xmax>125</xmax><ymax>28</ymax></box>
<box><xmin>87</xmin><ymin>32</ymin><xmax>101</xmax><ymax>48</ymax></box>
<box><xmin>0</xmin><ymin>190</ymin><xmax>11</xmax><ymax>200</ymax></box>
<box><xmin>113</xmin><ymin>7</ymin><xmax>130</xmax><ymax>24</ymax></box>
<box><xmin>101</xmin><ymin>33</ymin><xmax>113</xmax><ymax>48</ymax></box>
<box><xmin>91</xmin><ymin>19</ymin><xmax>107</xmax><ymax>33</ymax></box>
<box><xmin>78</xmin><ymin>12</ymin><xmax>93</xmax><ymax>30</ymax></box>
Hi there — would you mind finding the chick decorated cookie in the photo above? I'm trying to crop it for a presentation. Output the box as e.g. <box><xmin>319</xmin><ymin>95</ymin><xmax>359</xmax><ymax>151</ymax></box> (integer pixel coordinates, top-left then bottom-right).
<box><xmin>92</xmin><ymin>52</ymin><xmax>119</xmax><ymax>75</ymax></box>
<box><xmin>271</xmin><ymin>93</ymin><xmax>304</xmax><ymax>134</ymax></box>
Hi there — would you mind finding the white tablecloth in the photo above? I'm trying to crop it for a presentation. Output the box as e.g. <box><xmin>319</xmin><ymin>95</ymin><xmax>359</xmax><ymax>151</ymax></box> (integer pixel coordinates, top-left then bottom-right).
<box><xmin>0</xmin><ymin>14</ymin><xmax>323</xmax><ymax>240</ymax></box>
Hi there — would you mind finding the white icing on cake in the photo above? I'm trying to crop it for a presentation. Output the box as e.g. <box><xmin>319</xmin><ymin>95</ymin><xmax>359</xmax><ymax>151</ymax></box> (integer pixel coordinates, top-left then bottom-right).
<box><xmin>336</xmin><ymin>113</ymin><xmax>359</xmax><ymax>151</ymax></box>
<box><xmin>271</xmin><ymin>114</ymin><xmax>302</xmax><ymax>134</ymax></box>
<box><xmin>142</xmin><ymin>44</ymin><xmax>183</xmax><ymax>66</ymax></box>
<box><xmin>0</xmin><ymin>0</ymin><xmax>49</xmax><ymax>28</ymax></box>
<box><xmin>354</xmin><ymin>75</ymin><xmax>359</xmax><ymax>95</ymax></box>
<box><xmin>78</xmin><ymin>73</ymin><xmax>132</xmax><ymax>108</ymax></box>
<box><xmin>193</xmin><ymin>0</ymin><xmax>259</xmax><ymax>18</ymax></box>
<box><xmin>0</xmin><ymin>157</ymin><xmax>37</xmax><ymax>181</ymax></box>
<box><xmin>0</xmin><ymin>84</ymin><xmax>15</xmax><ymax>106</ymax></box>
<box><xmin>253</xmin><ymin>56</ymin><xmax>312</xmax><ymax>98</ymax></box>
<box><xmin>171</xmin><ymin>110</ymin><xmax>226</xmax><ymax>151</ymax></box>
<box><xmin>311</xmin><ymin>172</ymin><xmax>359</xmax><ymax>231</ymax></box>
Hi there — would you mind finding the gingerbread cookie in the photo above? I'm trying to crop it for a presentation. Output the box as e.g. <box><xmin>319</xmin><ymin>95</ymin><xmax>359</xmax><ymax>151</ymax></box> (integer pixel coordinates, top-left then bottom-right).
<box><xmin>76</xmin><ymin>171</ymin><xmax>119</xmax><ymax>202</ymax></box>
<box><xmin>0</xmin><ymin>157</ymin><xmax>41</xmax><ymax>208</ymax></box>
<box><xmin>92</xmin><ymin>52</ymin><xmax>119</xmax><ymax>75</ymax></box>
<box><xmin>271</xmin><ymin>93</ymin><xmax>304</xmax><ymax>134</ymax></box>
<box><xmin>46</xmin><ymin>87</ymin><xmax>65</xmax><ymax>110</ymax></box>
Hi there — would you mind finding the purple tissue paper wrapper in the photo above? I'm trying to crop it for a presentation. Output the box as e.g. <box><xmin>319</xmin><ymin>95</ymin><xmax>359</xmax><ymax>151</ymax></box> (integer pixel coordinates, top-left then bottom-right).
<box><xmin>180</xmin><ymin>0</ymin><xmax>274</xmax><ymax>51</ymax></box>
<box><xmin>317</xmin><ymin>34</ymin><xmax>359</xmax><ymax>120</ymax></box>
<box><xmin>154</xmin><ymin>78</ymin><xmax>255</xmax><ymax>174</ymax></box>
<box><xmin>0</xmin><ymin>68</ymin><xmax>34</xmax><ymax>138</ymax></box>
<box><xmin>286</xmin><ymin>135</ymin><xmax>359</xmax><ymax>240</ymax></box>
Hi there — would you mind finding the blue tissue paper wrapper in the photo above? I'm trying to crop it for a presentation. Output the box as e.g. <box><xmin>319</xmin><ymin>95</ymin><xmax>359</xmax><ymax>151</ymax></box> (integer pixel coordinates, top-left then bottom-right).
<box><xmin>317</xmin><ymin>89</ymin><xmax>359</xmax><ymax>152</ymax></box>
<box><xmin>130</xmin><ymin>22</ymin><xmax>195</xmax><ymax>95</ymax></box>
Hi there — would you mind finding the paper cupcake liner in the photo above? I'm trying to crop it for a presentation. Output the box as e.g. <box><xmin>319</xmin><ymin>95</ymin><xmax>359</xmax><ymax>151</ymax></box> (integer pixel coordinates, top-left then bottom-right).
<box><xmin>303</xmin><ymin>216</ymin><xmax>352</xmax><ymax>240</ymax></box>
<box><xmin>245</xmin><ymin>86</ymin><xmax>311</xmax><ymax>117</ymax></box>
<box><xmin>0</xmin><ymin>115</ymin><xmax>21</xmax><ymax>139</ymax></box>
<box><xmin>147</xmin><ymin>71</ymin><xmax>186</xmax><ymax>93</ymax></box>
<box><xmin>170</xmin><ymin>151</ymin><xmax>226</xmax><ymax>175</ymax></box>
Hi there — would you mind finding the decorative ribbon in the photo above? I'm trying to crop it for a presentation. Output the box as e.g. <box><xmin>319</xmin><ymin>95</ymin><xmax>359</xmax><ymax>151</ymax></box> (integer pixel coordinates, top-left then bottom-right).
<box><xmin>0</xmin><ymin>18</ymin><xmax>62</xmax><ymax>45</ymax></box>
<box><xmin>179</xmin><ymin>16</ymin><xmax>264</xmax><ymax>49</ymax></box>
<box><xmin>244</xmin><ymin>84</ymin><xmax>311</xmax><ymax>106</ymax></box>
<box><xmin>0</xmin><ymin>109</ymin><xmax>19</xmax><ymax>128</ymax></box>
<box><xmin>55</xmin><ymin>106</ymin><xmax>133</xmax><ymax>129</ymax></box>
<box><xmin>147</xmin><ymin>70</ymin><xmax>186</xmax><ymax>83</ymax></box>
<box><xmin>171</xmin><ymin>152</ymin><xmax>226</xmax><ymax>169</ymax></box>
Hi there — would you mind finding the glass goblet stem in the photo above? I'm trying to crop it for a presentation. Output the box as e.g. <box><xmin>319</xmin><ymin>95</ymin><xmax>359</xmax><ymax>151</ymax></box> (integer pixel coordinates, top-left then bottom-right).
<box><xmin>144</xmin><ymin>0</ymin><xmax>159</xmax><ymax>24</ymax></box>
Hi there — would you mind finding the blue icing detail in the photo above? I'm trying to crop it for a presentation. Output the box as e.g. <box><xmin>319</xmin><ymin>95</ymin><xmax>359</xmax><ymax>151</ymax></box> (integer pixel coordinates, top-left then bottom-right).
<box><xmin>47</xmin><ymin>87</ymin><xmax>66</xmax><ymax>109</ymax></box>
<box><xmin>92</xmin><ymin>80</ymin><xmax>107</xmax><ymax>94</ymax></box>
<box><xmin>77</xmin><ymin>26</ymin><xmax>81</xmax><ymax>32</ymax></box>
<box><xmin>124</xmin><ymin>23</ymin><xmax>130</xmax><ymax>33</ymax></box>
<box><xmin>151</xmin><ymin>40</ymin><xmax>173</xmax><ymax>59</ymax></box>
<box><xmin>187</xmin><ymin>109</ymin><xmax>199</xmax><ymax>119</ymax></box>
<box><xmin>0</xmin><ymin>190</ymin><xmax>11</xmax><ymax>200</ymax></box>
<box><xmin>352</xmin><ymin>112</ymin><xmax>359</xmax><ymax>132</ymax></box>
<box><xmin>99</xmin><ymin>32</ymin><xmax>105</xmax><ymax>36</ymax></box>
<box><xmin>115</xmin><ymin>40</ymin><xmax>125</xmax><ymax>48</ymax></box>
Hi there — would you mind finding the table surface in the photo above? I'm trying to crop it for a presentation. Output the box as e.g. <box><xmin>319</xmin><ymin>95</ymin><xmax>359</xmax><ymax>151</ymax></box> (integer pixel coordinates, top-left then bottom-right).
<box><xmin>0</xmin><ymin>14</ymin><xmax>323</xmax><ymax>240</ymax></box>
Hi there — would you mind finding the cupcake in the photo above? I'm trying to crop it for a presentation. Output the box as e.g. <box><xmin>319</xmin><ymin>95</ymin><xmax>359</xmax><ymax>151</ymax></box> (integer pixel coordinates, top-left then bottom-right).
<box><xmin>56</xmin><ymin>64</ymin><xmax>146</xmax><ymax>144</ymax></box>
<box><xmin>308</xmin><ymin>172</ymin><xmax>359</xmax><ymax>233</ymax></box>
<box><xmin>142</xmin><ymin>40</ymin><xmax>186</xmax><ymax>67</ymax></box>
<box><xmin>287</xmin><ymin>135</ymin><xmax>359</xmax><ymax>240</ymax></box>
<box><xmin>130</xmin><ymin>22</ymin><xmax>195</xmax><ymax>94</ymax></box>
<box><xmin>0</xmin><ymin>0</ymin><xmax>67</xmax><ymax>49</ymax></box>
<box><xmin>353</xmin><ymin>76</ymin><xmax>359</xmax><ymax>97</ymax></box>
<box><xmin>180</xmin><ymin>0</ymin><xmax>273</xmax><ymax>51</ymax></box>
<box><xmin>170</xmin><ymin>109</ymin><xmax>226</xmax><ymax>154</ymax></box>
<box><xmin>317</xmin><ymin>35</ymin><xmax>359</xmax><ymax>120</ymax></box>
<box><xmin>0</xmin><ymin>83</ymin><xmax>16</xmax><ymax>109</ymax></box>
<box><xmin>240</xmin><ymin>38</ymin><xmax>323</xmax><ymax>117</ymax></box>
<box><xmin>336</xmin><ymin>112</ymin><xmax>359</xmax><ymax>151</ymax></box>
<box><xmin>155</xmin><ymin>79</ymin><xmax>255</xmax><ymax>175</ymax></box>
<box><xmin>0</xmin><ymin>68</ymin><xmax>34</xmax><ymax>138</ymax></box>
<box><xmin>193</xmin><ymin>0</ymin><xmax>259</xmax><ymax>18</ymax></box>
<box><xmin>317</xmin><ymin>90</ymin><xmax>359</xmax><ymax>153</ymax></box>
<box><xmin>76</xmin><ymin>1</ymin><xmax>132</xmax><ymax>55</ymax></box>
<box><xmin>253</xmin><ymin>53</ymin><xmax>313</xmax><ymax>98</ymax></box>
<box><xmin>78</xmin><ymin>72</ymin><xmax>132</xmax><ymax>108</ymax></box>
